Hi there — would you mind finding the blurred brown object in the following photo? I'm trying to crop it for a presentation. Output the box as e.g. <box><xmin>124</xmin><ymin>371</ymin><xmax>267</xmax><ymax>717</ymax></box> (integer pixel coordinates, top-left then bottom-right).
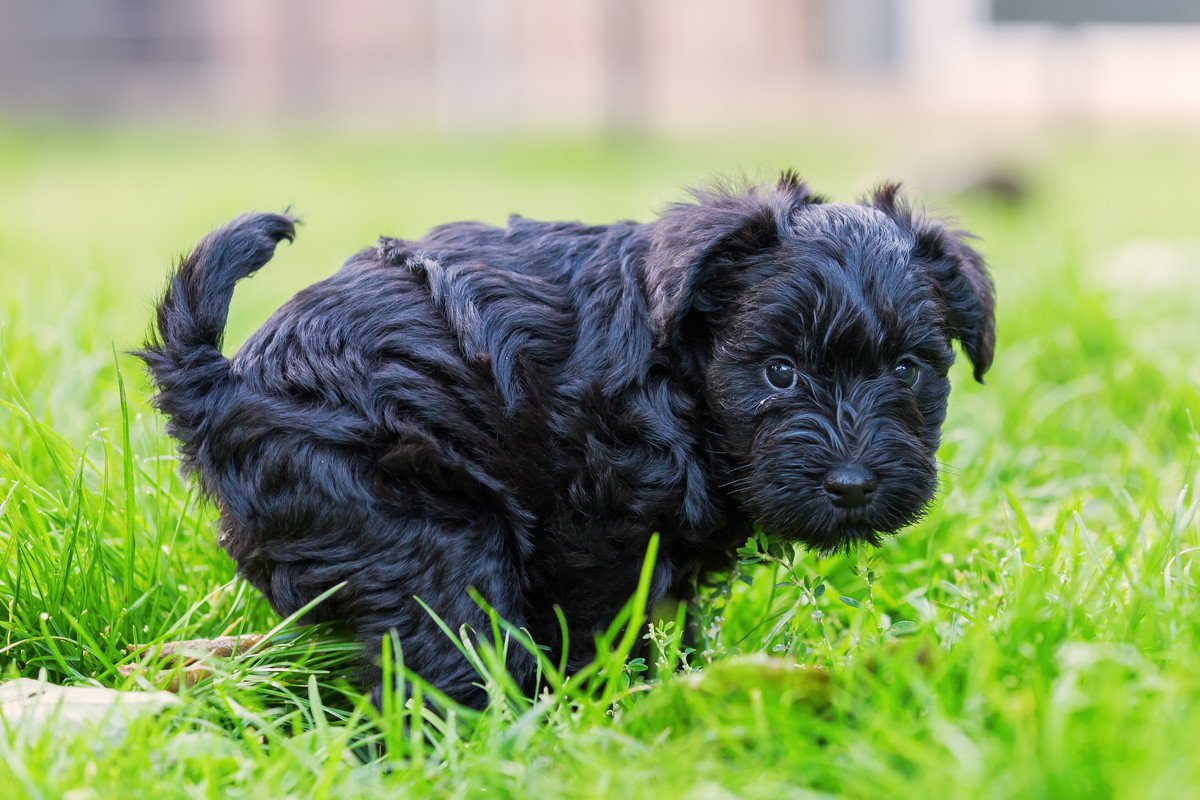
<box><xmin>955</xmin><ymin>168</ymin><xmax>1030</xmax><ymax>206</ymax></box>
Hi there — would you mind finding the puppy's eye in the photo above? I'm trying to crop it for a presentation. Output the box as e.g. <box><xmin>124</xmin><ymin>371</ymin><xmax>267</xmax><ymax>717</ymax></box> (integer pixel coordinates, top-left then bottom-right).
<box><xmin>764</xmin><ymin>359</ymin><xmax>797</xmax><ymax>390</ymax></box>
<box><xmin>894</xmin><ymin>359</ymin><xmax>922</xmax><ymax>388</ymax></box>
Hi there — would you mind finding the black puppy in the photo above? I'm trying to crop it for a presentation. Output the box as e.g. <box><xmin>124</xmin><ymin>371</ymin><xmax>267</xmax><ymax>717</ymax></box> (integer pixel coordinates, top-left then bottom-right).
<box><xmin>140</xmin><ymin>175</ymin><xmax>994</xmax><ymax>706</ymax></box>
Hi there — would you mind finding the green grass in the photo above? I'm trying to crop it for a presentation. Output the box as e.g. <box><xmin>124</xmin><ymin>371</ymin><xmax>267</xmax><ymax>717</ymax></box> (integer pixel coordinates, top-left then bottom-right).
<box><xmin>2</xmin><ymin>126</ymin><xmax>1200</xmax><ymax>798</ymax></box>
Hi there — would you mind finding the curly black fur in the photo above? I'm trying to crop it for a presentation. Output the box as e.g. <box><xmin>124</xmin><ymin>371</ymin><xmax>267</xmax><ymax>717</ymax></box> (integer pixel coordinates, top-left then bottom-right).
<box><xmin>138</xmin><ymin>175</ymin><xmax>995</xmax><ymax>707</ymax></box>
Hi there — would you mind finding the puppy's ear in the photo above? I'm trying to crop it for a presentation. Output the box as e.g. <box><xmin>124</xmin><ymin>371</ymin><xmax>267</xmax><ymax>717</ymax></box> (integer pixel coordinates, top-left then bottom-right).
<box><xmin>870</xmin><ymin>184</ymin><xmax>996</xmax><ymax>382</ymax></box>
<box><xmin>647</xmin><ymin>176</ymin><xmax>821</xmax><ymax>347</ymax></box>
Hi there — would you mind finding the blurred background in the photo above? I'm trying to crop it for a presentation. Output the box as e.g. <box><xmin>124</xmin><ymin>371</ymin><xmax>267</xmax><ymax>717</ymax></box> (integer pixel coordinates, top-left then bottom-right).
<box><xmin>2</xmin><ymin>0</ymin><xmax>1200</xmax><ymax>130</ymax></box>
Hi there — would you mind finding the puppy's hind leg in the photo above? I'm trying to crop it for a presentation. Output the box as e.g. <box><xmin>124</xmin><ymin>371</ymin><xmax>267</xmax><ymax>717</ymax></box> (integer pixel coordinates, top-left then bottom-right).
<box><xmin>341</xmin><ymin>511</ymin><xmax>539</xmax><ymax>711</ymax></box>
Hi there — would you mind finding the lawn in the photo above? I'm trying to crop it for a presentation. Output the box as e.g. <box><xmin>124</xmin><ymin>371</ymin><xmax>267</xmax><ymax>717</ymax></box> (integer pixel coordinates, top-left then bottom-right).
<box><xmin>2</xmin><ymin>126</ymin><xmax>1199</xmax><ymax>799</ymax></box>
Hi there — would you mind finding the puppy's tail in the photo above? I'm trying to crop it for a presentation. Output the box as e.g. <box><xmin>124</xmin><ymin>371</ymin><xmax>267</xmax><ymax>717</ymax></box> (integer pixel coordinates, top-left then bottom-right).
<box><xmin>137</xmin><ymin>212</ymin><xmax>295</xmax><ymax>460</ymax></box>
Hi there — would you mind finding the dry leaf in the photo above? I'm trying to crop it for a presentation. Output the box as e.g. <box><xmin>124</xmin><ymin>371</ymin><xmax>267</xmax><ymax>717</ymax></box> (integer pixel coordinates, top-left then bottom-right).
<box><xmin>118</xmin><ymin>634</ymin><xmax>266</xmax><ymax>691</ymax></box>
<box><xmin>127</xmin><ymin>634</ymin><xmax>265</xmax><ymax>661</ymax></box>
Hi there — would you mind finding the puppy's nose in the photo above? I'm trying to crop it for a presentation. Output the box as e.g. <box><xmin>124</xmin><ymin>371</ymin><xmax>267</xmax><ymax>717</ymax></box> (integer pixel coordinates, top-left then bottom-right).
<box><xmin>823</xmin><ymin>464</ymin><xmax>877</xmax><ymax>508</ymax></box>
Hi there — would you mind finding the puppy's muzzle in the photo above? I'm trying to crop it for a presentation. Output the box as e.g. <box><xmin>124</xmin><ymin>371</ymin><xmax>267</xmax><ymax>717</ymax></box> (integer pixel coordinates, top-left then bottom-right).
<box><xmin>823</xmin><ymin>463</ymin><xmax>877</xmax><ymax>509</ymax></box>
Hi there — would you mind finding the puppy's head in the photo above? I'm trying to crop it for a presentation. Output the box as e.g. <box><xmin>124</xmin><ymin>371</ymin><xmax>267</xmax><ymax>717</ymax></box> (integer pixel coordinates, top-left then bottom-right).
<box><xmin>647</xmin><ymin>174</ymin><xmax>995</xmax><ymax>551</ymax></box>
